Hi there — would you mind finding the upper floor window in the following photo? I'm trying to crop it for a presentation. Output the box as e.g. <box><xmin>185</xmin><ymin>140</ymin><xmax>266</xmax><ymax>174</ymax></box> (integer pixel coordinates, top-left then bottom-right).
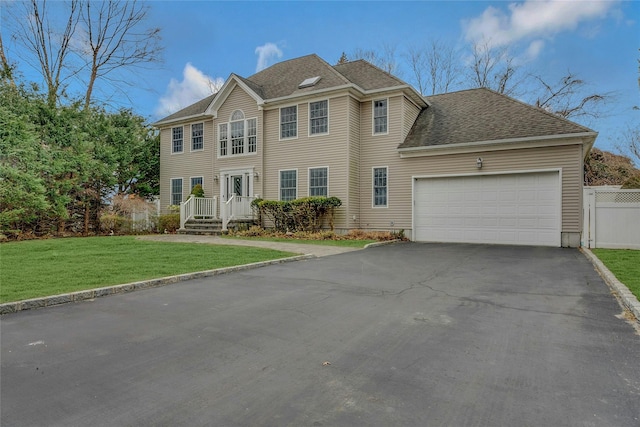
<box><xmin>280</xmin><ymin>169</ymin><xmax>297</xmax><ymax>201</ymax></box>
<box><xmin>172</xmin><ymin>127</ymin><xmax>183</xmax><ymax>153</ymax></box>
<box><xmin>309</xmin><ymin>100</ymin><xmax>328</xmax><ymax>135</ymax></box>
<box><xmin>218</xmin><ymin>110</ymin><xmax>257</xmax><ymax>157</ymax></box>
<box><xmin>373</xmin><ymin>99</ymin><xmax>388</xmax><ymax>134</ymax></box>
<box><xmin>309</xmin><ymin>167</ymin><xmax>328</xmax><ymax>196</ymax></box>
<box><xmin>373</xmin><ymin>167</ymin><xmax>387</xmax><ymax>207</ymax></box>
<box><xmin>191</xmin><ymin>123</ymin><xmax>203</xmax><ymax>151</ymax></box>
<box><xmin>280</xmin><ymin>105</ymin><xmax>297</xmax><ymax>139</ymax></box>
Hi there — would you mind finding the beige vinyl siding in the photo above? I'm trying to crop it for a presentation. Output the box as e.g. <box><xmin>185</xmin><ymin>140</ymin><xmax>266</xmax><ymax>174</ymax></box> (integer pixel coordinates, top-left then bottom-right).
<box><xmin>159</xmin><ymin>119</ymin><xmax>216</xmax><ymax>213</ymax></box>
<box><xmin>214</xmin><ymin>85</ymin><xmax>264</xmax><ymax>197</ymax></box>
<box><xmin>402</xmin><ymin>97</ymin><xmax>421</xmax><ymax>140</ymax></box>
<box><xmin>347</xmin><ymin>96</ymin><xmax>361</xmax><ymax>229</ymax></box>
<box><xmin>360</xmin><ymin>138</ymin><xmax>584</xmax><ymax>236</ymax></box>
<box><xmin>263</xmin><ymin>95</ymin><xmax>351</xmax><ymax>229</ymax></box>
<box><xmin>359</xmin><ymin>95</ymin><xmax>406</xmax><ymax>230</ymax></box>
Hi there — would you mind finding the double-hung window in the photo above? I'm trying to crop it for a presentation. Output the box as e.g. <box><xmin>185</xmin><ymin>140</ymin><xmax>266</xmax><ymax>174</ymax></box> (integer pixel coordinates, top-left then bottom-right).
<box><xmin>373</xmin><ymin>99</ymin><xmax>388</xmax><ymax>134</ymax></box>
<box><xmin>247</xmin><ymin>118</ymin><xmax>257</xmax><ymax>153</ymax></box>
<box><xmin>171</xmin><ymin>178</ymin><xmax>183</xmax><ymax>206</ymax></box>
<box><xmin>373</xmin><ymin>167</ymin><xmax>387</xmax><ymax>207</ymax></box>
<box><xmin>309</xmin><ymin>167</ymin><xmax>328</xmax><ymax>197</ymax></box>
<box><xmin>280</xmin><ymin>170</ymin><xmax>297</xmax><ymax>201</ymax></box>
<box><xmin>280</xmin><ymin>106</ymin><xmax>297</xmax><ymax>139</ymax></box>
<box><xmin>172</xmin><ymin>127</ymin><xmax>183</xmax><ymax>153</ymax></box>
<box><xmin>309</xmin><ymin>100</ymin><xmax>328</xmax><ymax>135</ymax></box>
<box><xmin>218</xmin><ymin>110</ymin><xmax>257</xmax><ymax>157</ymax></box>
<box><xmin>219</xmin><ymin>124</ymin><xmax>228</xmax><ymax>156</ymax></box>
<box><xmin>231</xmin><ymin>120</ymin><xmax>244</xmax><ymax>155</ymax></box>
<box><xmin>191</xmin><ymin>123</ymin><xmax>203</xmax><ymax>151</ymax></box>
<box><xmin>190</xmin><ymin>176</ymin><xmax>203</xmax><ymax>192</ymax></box>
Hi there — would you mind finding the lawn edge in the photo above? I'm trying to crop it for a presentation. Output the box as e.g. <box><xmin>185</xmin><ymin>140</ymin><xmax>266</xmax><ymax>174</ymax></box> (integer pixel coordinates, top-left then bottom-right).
<box><xmin>581</xmin><ymin>248</ymin><xmax>640</xmax><ymax>320</ymax></box>
<box><xmin>0</xmin><ymin>254</ymin><xmax>314</xmax><ymax>315</ymax></box>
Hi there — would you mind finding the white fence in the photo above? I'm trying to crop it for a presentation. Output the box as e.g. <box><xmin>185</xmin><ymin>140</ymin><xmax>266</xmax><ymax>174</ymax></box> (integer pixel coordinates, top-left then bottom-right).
<box><xmin>582</xmin><ymin>186</ymin><xmax>640</xmax><ymax>249</ymax></box>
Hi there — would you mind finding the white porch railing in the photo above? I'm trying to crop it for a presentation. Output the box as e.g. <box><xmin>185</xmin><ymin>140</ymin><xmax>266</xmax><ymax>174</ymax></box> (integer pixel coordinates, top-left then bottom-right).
<box><xmin>179</xmin><ymin>195</ymin><xmax>218</xmax><ymax>230</ymax></box>
<box><xmin>222</xmin><ymin>195</ymin><xmax>256</xmax><ymax>231</ymax></box>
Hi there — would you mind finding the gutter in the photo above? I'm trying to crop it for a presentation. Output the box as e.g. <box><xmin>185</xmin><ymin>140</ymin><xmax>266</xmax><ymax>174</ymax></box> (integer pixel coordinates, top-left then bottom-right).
<box><xmin>398</xmin><ymin>132</ymin><xmax>598</xmax><ymax>157</ymax></box>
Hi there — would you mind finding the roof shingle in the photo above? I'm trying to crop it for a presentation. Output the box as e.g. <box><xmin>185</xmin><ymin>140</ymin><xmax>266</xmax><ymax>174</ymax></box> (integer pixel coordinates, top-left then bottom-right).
<box><xmin>399</xmin><ymin>88</ymin><xmax>595</xmax><ymax>149</ymax></box>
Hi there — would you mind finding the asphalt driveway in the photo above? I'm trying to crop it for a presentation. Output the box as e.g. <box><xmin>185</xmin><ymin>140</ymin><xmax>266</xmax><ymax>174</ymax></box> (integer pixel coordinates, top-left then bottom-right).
<box><xmin>2</xmin><ymin>243</ymin><xmax>639</xmax><ymax>426</ymax></box>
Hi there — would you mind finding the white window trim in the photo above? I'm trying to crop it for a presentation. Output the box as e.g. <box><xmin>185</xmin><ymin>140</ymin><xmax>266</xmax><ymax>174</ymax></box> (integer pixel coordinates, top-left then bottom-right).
<box><xmin>308</xmin><ymin>99</ymin><xmax>329</xmax><ymax>137</ymax></box>
<box><xmin>190</xmin><ymin>123</ymin><xmax>204</xmax><ymax>152</ymax></box>
<box><xmin>279</xmin><ymin>168</ymin><xmax>298</xmax><ymax>201</ymax></box>
<box><xmin>308</xmin><ymin>166</ymin><xmax>329</xmax><ymax>197</ymax></box>
<box><xmin>171</xmin><ymin>126</ymin><xmax>184</xmax><ymax>154</ymax></box>
<box><xmin>372</xmin><ymin>98</ymin><xmax>389</xmax><ymax>136</ymax></box>
<box><xmin>170</xmin><ymin>177</ymin><xmax>184</xmax><ymax>206</ymax></box>
<box><xmin>217</xmin><ymin>113</ymin><xmax>258</xmax><ymax>158</ymax></box>
<box><xmin>279</xmin><ymin>104</ymin><xmax>298</xmax><ymax>141</ymax></box>
<box><xmin>372</xmin><ymin>166</ymin><xmax>388</xmax><ymax>208</ymax></box>
<box><xmin>190</xmin><ymin>176</ymin><xmax>204</xmax><ymax>193</ymax></box>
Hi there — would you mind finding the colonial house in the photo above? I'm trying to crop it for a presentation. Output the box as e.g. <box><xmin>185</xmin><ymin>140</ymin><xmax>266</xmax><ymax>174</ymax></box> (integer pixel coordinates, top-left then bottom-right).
<box><xmin>153</xmin><ymin>54</ymin><xmax>597</xmax><ymax>247</ymax></box>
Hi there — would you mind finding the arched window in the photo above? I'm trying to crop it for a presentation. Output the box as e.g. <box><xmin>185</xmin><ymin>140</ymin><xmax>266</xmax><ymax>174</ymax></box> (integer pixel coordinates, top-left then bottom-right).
<box><xmin>218</xmin><ymin>110</ymin><xmax>257</xmax><ymax>157</ymax></box>
<box><xmin>231</xmin><ymin>110</ymin><xmax>245</xmax><ymax>121</ymax></box>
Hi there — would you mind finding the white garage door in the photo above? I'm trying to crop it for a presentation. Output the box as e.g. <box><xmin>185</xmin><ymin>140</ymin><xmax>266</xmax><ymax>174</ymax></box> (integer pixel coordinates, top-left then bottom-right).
<box><xmin>414</xmin><ymin>171</ymin><xmax>561</xmax><ymax>246</ymax></box>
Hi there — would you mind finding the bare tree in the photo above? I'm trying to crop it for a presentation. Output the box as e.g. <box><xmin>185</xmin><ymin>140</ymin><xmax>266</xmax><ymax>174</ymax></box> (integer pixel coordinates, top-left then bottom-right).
<box><xmin>11</xmin><ymin>0</ymin><xmax>80</xmax><ymax>105</ymax></box>
<box><xmin>351</xmin><ymin>43</ymin><xmax>400</xmax><ymax>76</ymax></box>
<box><xmin>79</xmin><ymin>0</ymin><xmax>162</xmax><ymax>109</ymax></box>
<box><xmin>406</xmin><ymin>40</ymin><xmax>459</xmax><ymax>95</ymax></box>
<box><xmin>532</xmin><ymin>72</ymin><xmax>610</xmax><ymax>119</ymax></box>
<box><xmin>0</xmin><ymin>33</ymin><xmax>14</xmax><ymax>84</ymax></box>
<box><xmin>466</xmin><ymin>41</ymin><xmax>523</xmax><ymax>96</ymax></box>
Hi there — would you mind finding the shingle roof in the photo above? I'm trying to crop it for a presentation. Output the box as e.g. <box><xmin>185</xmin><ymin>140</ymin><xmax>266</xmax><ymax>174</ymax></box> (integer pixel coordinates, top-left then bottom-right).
<box><xmin>399</xmin><ymin>88</ymin><xmax>595</xmax><ymax>149</ymax></box>
<box><xmin>156</xmin><ymin>93</ymin><xmax>217</xmax><ymax>124</ymax></box>
<box><xmin>155</xmin><ymin>54</ymin><xmax>421</xmax><ymax>125</ymax></box>
<box><xmin>333</xmin><ymin>60</ymin><xmax>407</xmax><ymax>90</ymax></box>
<box><xmin>246</xmin><ymin>54</ymin><xmax>350</xmax><ymax>100</ymax></box>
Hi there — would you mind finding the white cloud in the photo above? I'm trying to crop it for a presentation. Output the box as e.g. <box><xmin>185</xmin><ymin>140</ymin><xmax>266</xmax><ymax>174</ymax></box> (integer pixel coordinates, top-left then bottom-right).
<box><xmin>463</xmin><ymin>0</ymin><xmax>618</xmax><ymax>57</ymax></box>
<box><xmin>255</xmin><ymin>42</ymin><xmax>283</xmax><ymax>72</ymax></box>
<box><xmin>155</xmin><ymin>63</ymin><xmax>224</xmax><ymax>117</ymax></box>
<box><xmin>524</xmin><ymin>39</ymin><xmax>545</xmax><ymax>60</ymax></box>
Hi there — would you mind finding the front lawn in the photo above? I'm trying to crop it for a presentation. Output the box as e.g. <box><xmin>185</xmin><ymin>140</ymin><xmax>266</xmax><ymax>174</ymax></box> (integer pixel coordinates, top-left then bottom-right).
<box><xmin>592</xmin><ymin>249</ymin><xmax>640</xmax><ymax>300</ymax></box>
<box><xmin>0</xmin><ymin>236</ymin><xmax>295</xmax><ymax>303</ymax></box>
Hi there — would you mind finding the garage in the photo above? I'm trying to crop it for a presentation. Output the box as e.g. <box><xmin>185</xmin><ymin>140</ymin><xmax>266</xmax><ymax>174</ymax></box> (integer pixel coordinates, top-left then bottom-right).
<box><xmin>413</xmin><ymin>171</ymin><xmax>561</xmax><ymax>246</ymax></box>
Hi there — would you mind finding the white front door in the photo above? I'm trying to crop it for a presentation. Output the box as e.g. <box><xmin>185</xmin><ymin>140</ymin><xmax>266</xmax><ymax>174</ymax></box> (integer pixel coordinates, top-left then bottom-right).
<box><xmin>220</xmin><ymin>169</ymin><xmax>253</xmax><ymax>202</ymax></box>
<box><xmin>219</xmin><ymin>169</ymin><xmax>255</xmax><ymax>219</ymax></box>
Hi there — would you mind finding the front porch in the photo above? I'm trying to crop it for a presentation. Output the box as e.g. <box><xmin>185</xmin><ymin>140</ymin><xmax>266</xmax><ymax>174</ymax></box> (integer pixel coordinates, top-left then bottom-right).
<box><xmin>179</xmin><ymin>195</ymin><xmax>256</xmax><ymax>234</ymax></box>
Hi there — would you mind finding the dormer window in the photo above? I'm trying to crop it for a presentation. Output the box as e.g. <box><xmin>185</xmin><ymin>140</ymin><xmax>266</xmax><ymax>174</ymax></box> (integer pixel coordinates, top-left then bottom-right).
<box><xmin>299</xmin><ymin>76</ymin><xmax>321</xmax><ymax>89</ymax></box>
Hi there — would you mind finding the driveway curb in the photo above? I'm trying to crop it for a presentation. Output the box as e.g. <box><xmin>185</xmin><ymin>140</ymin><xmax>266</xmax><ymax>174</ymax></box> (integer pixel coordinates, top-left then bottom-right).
<box><xmin>581</xmin><ymin>248</ymin><xmax>640</xmax><ymax>320</ymax></box>
<box><xmin>0</xmin><ymin>254</ymin><xmax>314</xmax><ymax>315</ymax></box>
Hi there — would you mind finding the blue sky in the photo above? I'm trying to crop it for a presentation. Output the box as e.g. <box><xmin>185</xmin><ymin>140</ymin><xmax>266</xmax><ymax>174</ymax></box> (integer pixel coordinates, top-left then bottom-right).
<box><xmin>3</xmin><ymin>0</ymin><xmax>639</xmax><ymax>153</ymax></box>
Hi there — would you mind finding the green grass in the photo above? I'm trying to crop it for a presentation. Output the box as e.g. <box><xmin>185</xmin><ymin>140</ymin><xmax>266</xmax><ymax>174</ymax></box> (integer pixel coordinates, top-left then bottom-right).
<box><xmin>221</xmin><ymin>235</ymin><xmax>376</xmax><ymax>248</ymax></box>
<box><xmin>592</xmin><ymin>249</ymin><xmax>640</xmax><ymax>300</ymax></box>
<box><xmin>0</xmin><ymin>236</ymin><xmax>295</xmax><ymax>303</ymax></box>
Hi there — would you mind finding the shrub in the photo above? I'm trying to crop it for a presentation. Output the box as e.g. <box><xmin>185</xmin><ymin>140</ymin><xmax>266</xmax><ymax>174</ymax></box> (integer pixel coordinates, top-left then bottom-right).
<box><xmin>190</xmin><ymin>184</ymin><xmax>205</xmax><ymax>198</ymax></box>
<box><xmin>254</xmin><ymin>196</ymin><xmax>342</xmax><ymax>232</ymax></box>
<box><xmin>621</xmin><ymin>174</ymin><xmax>640</xmax><ymax>189</ymax></box>
<box><xmin>100</xmin><ymin>214</ymin><xmax>133</xmax><ymax>235</ymax></box>
<box><xmin>158</xmin><ymin>213</ymin><xmax>180</xmax><ymax>233</ymax></box>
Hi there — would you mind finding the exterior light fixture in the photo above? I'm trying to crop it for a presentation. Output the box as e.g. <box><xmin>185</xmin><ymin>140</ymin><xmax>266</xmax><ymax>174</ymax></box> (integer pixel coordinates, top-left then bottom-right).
<box><xmin>476</xmin><ymin>157</ymin><xmax>483</xmax><ymax>169</ymax></box>
<box><xmin>213</xmin><ymin>175</ymin><xmax>219</xmax><ymax>183</ymax></box>
<box><xmin>254</xmin><ymin>171</ymin><xmax>259</xmax><ymax>180</ymax></box>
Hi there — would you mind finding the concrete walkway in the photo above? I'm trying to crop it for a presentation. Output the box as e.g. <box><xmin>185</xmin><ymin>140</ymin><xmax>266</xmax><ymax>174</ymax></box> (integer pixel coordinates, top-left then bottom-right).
<box><xmin>137</xmin><ymin>234</ymin><xmax>365</xmax><ymax>257</ymax></box>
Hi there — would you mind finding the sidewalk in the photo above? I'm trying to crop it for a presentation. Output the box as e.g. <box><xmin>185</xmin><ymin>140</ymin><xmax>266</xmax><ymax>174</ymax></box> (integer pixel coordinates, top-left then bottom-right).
<box><xmin>137</xmin><ymin>234</ymin><xmax>364</xmax><ymax>257</ymax></box>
